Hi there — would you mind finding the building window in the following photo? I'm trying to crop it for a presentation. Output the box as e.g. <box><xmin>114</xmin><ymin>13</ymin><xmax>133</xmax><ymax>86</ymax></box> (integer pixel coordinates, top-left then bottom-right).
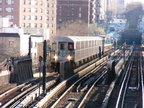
<box><xmin>12</xmin><ymin>0</ymin><xmax>14</xmax><ymax>4</ymax></box>
<box><xmin>28</xmin><ymin>0</ymin><xmax>31</xmax><ymax>5</ymax></box>
<box><xmin>6</xmin><ymin>8</ymin><xmax>14</xmax><ymax>12</ymax></box>
<box><xmin>40</xmin><ymin>23</ymin><xmax>42</xmax><ymax>28</ymax></box>
<box><xmin>31</xmin><ymin>1</ymin><xmax>37</xmax><ymax>5</ymax></box>
<box><xmin>28</xmin><ymin>15</ymin><xmax>31</xmax><ymax>20</ymax></box>
<box><xmin>11</xmin><ymin>8</ymin><xmax>14</xmax><ymax>12</ymax></box>
<box><xmin>0</xmin><ymin>8</ymin><xmax>2</xmax><ymax>12</ymax></box>
<box><xmin>51</xmin><ymin>17</ymin><xmax>53</xmax><ymax>21</ymax></box>
<box><xmin>31</xmin><ymin>8</ymin><xmax>37</xmax><ymax>13</ymax></box>
<box><xmin>47</xmin><ymin>4</ymin><xmax>49</xmax><ymax>7</ymax></box>
<box><xmin>51</xmin><ymin>10</ymin><xmax>53</xmax><ymax>14</ymax></box>
<box><xmin>40</xmin><ymin>1</ymin><xmax>43</xmax><ymax>5</ymax></box>
<box><xmin>6</xmin><ymin>15</ymin><xmax>12</xmax><ymax>20</ymax></box>
<box><xmin>58</xmin><ymin>18</ymin><xmax>62</xmax><ymax>23</ymax></box>
<box><xmin>40</xmin><ymin>16</ymin><xmax>42</xmax><ymax>20</ymax></box>
<box><xmin>28</xmin><ymin>23</ymin><xmax>31</xmax><ymax>27</ymax></box>
<box><xmin>35</xmin><ymin>1</ymin><xmax>38</xmax><ymax>5</ymax></box>
<box><xmin>79</xmin><ymin>13</ymin><xmax>81</xmax><ymax>17</ymax></box>
<box><xmin>51</xmin><ymin>30</ymin><xmax>53</xmax><ymax>34</ymax></box>
<box><xmin>23</xmin><ymin>8</ymin><xmax>26</xmax><ymax>12</ymax></box>
<box><xmin>51</xmin><ymin>4</ymin><xmax>54</xmax><ymax>7</ymax></box>
<box><xmin>47</xmin><ymin>10</ymin><xmax>49</xmax><ymax>14</ymax></box>
<box><xmin>40</xmin><ymin>8</ymin><xmax>42</xmax><ymax>13</ymax></box>
<box><xmin>23</xmin><ymin>0</ymin><xmax>26</xmax><ymax>4</ymax></box>
<box><xmin>47</xmin><ymin>23</ymin><xmax>49</xmax><ymax>27</ymax></box>
<box><xmin>11</xmin><ymin>15</ymin><xmax>14</xmax><ymax>19</ymax></box>
<box><xmin>23</xmin><ymin>23</ymin><xmax>25</xmax><ymax>27</ymax></box>
<box><xmin>28</xmin><ymin>8</ymin><xmax>31</xmax><ymax>12</ymax></box>
<box><xmin>34</xmin><ymin>16</ymin><xmax>37</xmax><ymax>20</ymax></box>
<box><xmin>23</xmin><ymin>15</ymin><xmax>25</xmax><ymax>20</ymax></box>
<box><xmin>51</xmin><ymin>24</ymin><xmax>53</xmax><ymax>27</ymax></box>
<box><xmin>9</xmin><ymin>41</ymin><xmax>14</xmax><ymax>48</ymax></box>
<box><xmin>35</xmin><ymin>8</ymin><xmax>37</xmax><ymax>12</ymax></box>
<box><xmin>34</xmin><ymin>23</ymin><xmax>37</xmax><ymax>27</ymax></box>
<box><xmin>47</xmin><ymin>17</ymin><xmax>49</xmax><ymax>21</ymax></box>
<box><xmin>6</xmin><ymin>0</ymin><xmax>14</xmax><ymax>4</ymax></box>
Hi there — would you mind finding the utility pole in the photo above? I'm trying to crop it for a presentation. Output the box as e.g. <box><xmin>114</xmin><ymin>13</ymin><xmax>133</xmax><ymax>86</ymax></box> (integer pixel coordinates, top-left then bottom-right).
<box><xmin>42</xmin><ymin>40</ymin><xmax>47</xmax><ymax>95</ymax></box>
<box><xmin>39</xmin><ymin>56</ymin><xmax>42</xmax><ymax>98</ymax></box>
<box><xmin>28</xmin><ymin>36</ymin><xmax>31</xmax><ymax>57</ymax></box>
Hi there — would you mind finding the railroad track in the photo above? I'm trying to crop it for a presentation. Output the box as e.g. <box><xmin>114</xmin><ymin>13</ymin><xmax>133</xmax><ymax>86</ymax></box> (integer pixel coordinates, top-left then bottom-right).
<box><xmin>117</xmin><ymin>47</ymin><xmax>143</xmax><ymax>108</ymax></box>
<box><xmin>32</xmin><ymin>47</ymin><xmax>132</xmax><ymax>108</ymax></box>
<box><xmin>50</xmin><ymin>65</ymin><xmax>108</xmax><ymax>108</ymax></box>
<box><xmin>0</xmin><ymin>46</ymin><xmax>133</xmax><ymax>108</ymax></box>
<box><xmin>103</xmin><ymin>46</ymin><xmax>143</xmax><ymax>108</ymax></box>
<box><xmin>0</xmin><ymin>72</ymin><xmax>59</xmax><ymax>108</ymax></box>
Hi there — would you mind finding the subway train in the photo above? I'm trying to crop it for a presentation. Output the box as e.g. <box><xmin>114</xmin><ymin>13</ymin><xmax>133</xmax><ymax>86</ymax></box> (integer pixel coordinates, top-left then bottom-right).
<box><xmin>50</xmin><ymin>36</ymin><xmax>113</xmax><ymax>70</ymax></box>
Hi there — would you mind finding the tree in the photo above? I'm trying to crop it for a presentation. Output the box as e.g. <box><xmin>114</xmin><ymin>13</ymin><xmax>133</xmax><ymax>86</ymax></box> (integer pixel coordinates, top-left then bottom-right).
<box><xmin>89</xmin><ymin>23</ymin><xmax>105</xmax><ymax>35</ymax></box>
<box><xmin>124</xmin><ymin>2</ymin><xmax>143</xmax><ymax>28</ymax></box>
<box><xmin>56</xmin><ymin>20</ymin><xmax>89</xmax><ymax>36</ymax></box>
<box><xmin>56</xmin><ymin>20</ymin><xmax>105</xmax><ymax>36</ymax></box>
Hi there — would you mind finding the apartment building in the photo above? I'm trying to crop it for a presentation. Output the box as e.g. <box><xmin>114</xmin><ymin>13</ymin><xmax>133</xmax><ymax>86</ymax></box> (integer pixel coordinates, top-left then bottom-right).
<box><xmin>57</xmin><ymin>0</ymin><xmax>98</xmax><ymax>28</ymax></box>
<box><xmin>0</xmin><ymin>0</ymin><xmax>56</xmax><ymax>36</ymax></box>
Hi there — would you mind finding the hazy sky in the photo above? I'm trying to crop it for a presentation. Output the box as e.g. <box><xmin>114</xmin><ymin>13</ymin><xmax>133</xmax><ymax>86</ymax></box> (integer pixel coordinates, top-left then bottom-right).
<box><xmin>126</xmin><ymin>0</ymin><xmax>144</xmax><ymax>3</ymax></box>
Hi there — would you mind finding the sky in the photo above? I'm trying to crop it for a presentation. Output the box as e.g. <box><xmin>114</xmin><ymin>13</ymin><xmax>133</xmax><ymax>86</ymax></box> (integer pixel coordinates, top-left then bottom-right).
<box><xmin>126</xmin><ymin>0</ymin><xmax>144</xmax><ymax>4</ymax></box>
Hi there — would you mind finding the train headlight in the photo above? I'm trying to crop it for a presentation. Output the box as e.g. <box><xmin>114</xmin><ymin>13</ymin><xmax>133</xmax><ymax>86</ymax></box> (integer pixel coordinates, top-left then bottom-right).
<box><xmin>67</xmin><ymin>55</ymin><xmax>72</xmax><ymax>61</ymax></box>
<box><xmin>54</xmin><ymin>54</ymin><xmax>58</xmax><ymax>61</ymax></box>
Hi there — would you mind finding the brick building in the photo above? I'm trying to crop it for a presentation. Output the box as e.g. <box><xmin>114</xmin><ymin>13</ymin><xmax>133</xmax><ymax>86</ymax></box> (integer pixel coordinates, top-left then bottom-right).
<box><xmin>0</xmin><ymin>33</ymin><xmax>20</xmax><ymax>59</ymax></box>
<box><xmin>57</xmin><ymin>0</ymin><xmax>98</xmax><ymax>28</ymax></box>
<box><xmin>0</xmin><ymin>0</ymin><xmax>56</xmax><ymax>36</ymax></box>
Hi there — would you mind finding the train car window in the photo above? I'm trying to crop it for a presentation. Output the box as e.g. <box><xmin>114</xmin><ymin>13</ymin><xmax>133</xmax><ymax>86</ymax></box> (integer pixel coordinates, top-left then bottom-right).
<box><xmin>95</xmin><ymin>40</ymin><xmax>97</xmax><ymax>46</ymax></box>
<box><xmin>68</xmin><ymin>42</ymin><xmax>74</xmax><ymax>50</ymax></box>
<box><xmin>89</xmin><ymin>41</ymin><xmax>91</xmax><ymax>47</ymax></box>
<box><xmin>76</xmin><ymin>42</ymin><xmax>80</xmax><ymax>50</ymax></box>
<box><xmin>92</xmin><ymin>40</ymin><xmax>94</xmax><ymax>46</ymax></box>
<box><xmin>52</xmin><ymin>42</ymin><xmax>57</xmax><ymax>50</ymax></box>
<box><xmin>59</xmin><ymin>42</ymin><xmax>66</xmax><ymax>50</ymax></box>
<box><xmin>85</xmin><ymin>41</ymin><xmax>88</xmax><ymax>47</ymax></box>
<box><xmin>81</xmin><ymin>41</ymin><xmax>84</xmax><ymax>49</ymax></box>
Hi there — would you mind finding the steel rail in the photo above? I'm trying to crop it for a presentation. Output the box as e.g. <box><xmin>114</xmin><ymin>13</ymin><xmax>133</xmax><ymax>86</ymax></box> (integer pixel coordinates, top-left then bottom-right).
<box><xmin>50</xmin><ymin>61</ymin><xmax>107</xmax><ymax>108</ymax></box>
<box><xmin>115</xmin><ymin>55</ymin><xmax>134</xmax><ymax>108</ymax></box>
<box><xmin>77</xmin><ymin>70</ymin><xmax>107</xmax><ymax>108</ymax></box>
<box><xmin>140</xmin><ymin>52</ymin><xmax>144</xmax><ymax>108</ymax></box>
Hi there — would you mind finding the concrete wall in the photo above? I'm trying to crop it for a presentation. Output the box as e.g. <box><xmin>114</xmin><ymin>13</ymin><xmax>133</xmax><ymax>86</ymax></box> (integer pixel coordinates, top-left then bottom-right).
<box><xmin>0</xmin><ymin>70</ymin><xmax>10</xmax><ymax>86</ymax></box>
<box><xmin>10</xmin><ymin>56</ymin><xmax>33</xmax><ymax>83</ymax></box>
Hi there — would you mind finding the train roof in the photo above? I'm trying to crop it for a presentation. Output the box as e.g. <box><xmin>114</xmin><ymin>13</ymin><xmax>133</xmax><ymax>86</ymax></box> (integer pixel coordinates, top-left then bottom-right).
<box><xmin>98</xmin><ymin>35</ymin><xmax>110</xmax><ymax>38</ymax></box>
<box><xmin>52</xmin><ymin>36</ymin><xmax>102</xmax><ymax>42</ymax></box>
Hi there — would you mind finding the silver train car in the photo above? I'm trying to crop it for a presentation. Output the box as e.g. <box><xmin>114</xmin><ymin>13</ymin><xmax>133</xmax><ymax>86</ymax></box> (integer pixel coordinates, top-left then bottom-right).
<box><xmin>50</xmin><ymin>36</ymin><xmax>111</xmax><ymax>69</ymax></box>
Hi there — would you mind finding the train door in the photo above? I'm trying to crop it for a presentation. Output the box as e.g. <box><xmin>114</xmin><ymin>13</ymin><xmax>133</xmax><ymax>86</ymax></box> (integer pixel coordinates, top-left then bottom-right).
<box><xmin>58</xmin><ymin>42</ymin><xmax>67</xmax><ymax>56</ymax></box>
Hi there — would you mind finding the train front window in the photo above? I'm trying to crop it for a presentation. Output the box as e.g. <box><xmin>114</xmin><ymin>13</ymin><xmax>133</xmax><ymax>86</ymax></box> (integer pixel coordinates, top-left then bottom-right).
<box><xmin>59</xmin><ymin>42</ymin><xmax>66</xmax><ymax>50</ymax></box>
<box><xmin>52</xmin><ymin>42</ymin><xmax>57</xmax><ymax>50</ymax></box>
